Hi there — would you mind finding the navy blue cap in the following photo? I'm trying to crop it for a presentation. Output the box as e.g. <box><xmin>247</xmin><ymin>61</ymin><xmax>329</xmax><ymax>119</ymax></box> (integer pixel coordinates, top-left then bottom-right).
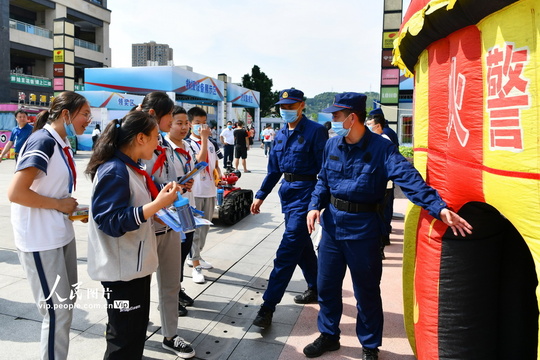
<box><xmin>275</xmin><ymin>89</ymin><xmax>304</xmax><ymax>105</ymax></box>
<box><xmin>322</xmin><ymin>92</ymin><xmax>367</xmax><ymax>113</ymax></box>
<box><xmin>369</xmin><ymin>108</ymin><xmax>384</xmax><ymax>117</ymax></box>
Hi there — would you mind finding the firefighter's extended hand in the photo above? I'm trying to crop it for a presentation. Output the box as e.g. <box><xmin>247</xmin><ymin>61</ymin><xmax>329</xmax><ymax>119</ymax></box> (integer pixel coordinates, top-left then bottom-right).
<box><xmin>439</xmin><ymin>208</ymin><xmax>473</xmax><ymax>237</ymax></box>
<box><xmin>251</xmin><ymin>198</ymin><xmax>264</xmax><ymax>214</ymax></box>
<box><xmin>307</xmin><ymin>210</ymin><xmax>320</xmax><ymax>234</ymax></box>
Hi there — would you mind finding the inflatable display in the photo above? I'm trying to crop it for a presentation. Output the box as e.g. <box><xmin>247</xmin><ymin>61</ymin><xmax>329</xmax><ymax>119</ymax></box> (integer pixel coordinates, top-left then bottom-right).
<box><xmin>393</xmin><ymin>0</ymin><xmax>540</xmax><ymax>359</ymax></box>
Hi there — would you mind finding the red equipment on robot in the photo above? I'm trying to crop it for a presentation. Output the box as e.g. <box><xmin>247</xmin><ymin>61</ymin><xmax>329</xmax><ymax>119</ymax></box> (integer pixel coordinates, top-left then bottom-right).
<box><xmin>216</xmin><ymin>165</ymin><xmax>253</xmax><ymax>225</ymax></box>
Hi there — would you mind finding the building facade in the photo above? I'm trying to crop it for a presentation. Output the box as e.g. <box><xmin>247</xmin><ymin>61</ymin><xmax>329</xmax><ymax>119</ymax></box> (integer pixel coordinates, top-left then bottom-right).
<box><xmin>0</xmin><ymin>0</ymin><xmax>111</xmax><ymax>107</ymax></box>
<box><xmin>132</xmin><ymin>41</ymin><xmax>173</xmax><ymax>67</ymax></box>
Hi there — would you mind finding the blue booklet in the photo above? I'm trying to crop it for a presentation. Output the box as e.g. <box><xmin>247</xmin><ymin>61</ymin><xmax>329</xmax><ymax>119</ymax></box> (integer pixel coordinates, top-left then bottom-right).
<box><xmin>178</xmin><ymin>161</ymin><xmax>208</xmax><ymax>184</ymax></box>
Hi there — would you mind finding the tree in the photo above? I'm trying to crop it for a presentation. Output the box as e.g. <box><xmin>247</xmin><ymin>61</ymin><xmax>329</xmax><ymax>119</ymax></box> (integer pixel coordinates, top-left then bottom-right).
<box><xmin>242</xmin><ymin>65</ymin><xmax>279</xmax><ymax>118</ymax></box>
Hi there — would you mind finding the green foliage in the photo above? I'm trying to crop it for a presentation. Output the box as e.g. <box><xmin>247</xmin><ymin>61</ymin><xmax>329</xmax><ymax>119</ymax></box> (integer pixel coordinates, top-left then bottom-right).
<box><xmin>305</xmin><ymin>91</ymin><xmax>380</xmax><ymax>116</ymax></box>
<box><xmin>242</xmin><ymin>65</ymin><xmax>279</xmax><ymax>118</ymax></box>
<box><xmin>399</xmin><ymin>146</ymin><xmax>414</xmax><ymax>158</ymax></box>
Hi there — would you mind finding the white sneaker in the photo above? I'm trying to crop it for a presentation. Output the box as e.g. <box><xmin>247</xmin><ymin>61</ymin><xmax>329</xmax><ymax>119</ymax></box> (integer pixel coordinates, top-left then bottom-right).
<box><xmin>198</xmin><ymin>259</ymin><xmax>213</xmax><ymax>269</ymax></box>
<box><xmin>192</xmin><ymin>266</ymin><xmax>205</xmax><ymax>284</ymax></box>
<box><xmin>187</xmin><ymin>258</ymin><xmax>212</xmax><ymax>269</ymax></box>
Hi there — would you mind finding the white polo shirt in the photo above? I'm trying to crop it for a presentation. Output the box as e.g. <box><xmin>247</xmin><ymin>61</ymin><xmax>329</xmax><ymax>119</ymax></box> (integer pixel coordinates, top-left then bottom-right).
<box><xmin>11</xmin><ymin>124</ymin><xmax>75</xmax><ymax>252</ymax></box>
<box><xmin>220</xmin><ymin>127</ymin><xmax>234</xmax><ymax>145</ymax></box>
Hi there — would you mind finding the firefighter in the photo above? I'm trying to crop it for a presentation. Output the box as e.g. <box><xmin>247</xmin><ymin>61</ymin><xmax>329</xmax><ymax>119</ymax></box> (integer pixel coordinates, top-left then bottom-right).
<box><xmin>250</xmin><ymin>88</ymin><xmax>329</xmax><ymax>328</ymax></box>
<box><xmin>303</xmin><ymin>92</ymin><xmax>472</xmax><ymax>360</ymax></box>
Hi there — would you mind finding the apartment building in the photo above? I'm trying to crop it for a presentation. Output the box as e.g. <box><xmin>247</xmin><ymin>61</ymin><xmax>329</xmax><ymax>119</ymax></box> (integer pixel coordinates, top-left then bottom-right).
<box><xmin>132</xmin><ymin>41</ymin><xmax>173</xmax><ymax>67</ymax></box>
<box><xmin>0</xmin><ymin>0</ymin><xmax>111</xmax><ymax>106</ymax></box>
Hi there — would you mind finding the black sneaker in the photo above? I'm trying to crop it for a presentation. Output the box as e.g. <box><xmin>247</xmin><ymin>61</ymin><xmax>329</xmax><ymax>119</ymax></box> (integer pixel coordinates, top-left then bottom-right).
<box><xmin>179</xmin><ymin>288</ymin><xmax>194</xmax><ymax>307</ymax></box>
<box><xmin>252</xmin><ymin>306</ymin><xmax>273</xmax><ymax>328</ymax></box>
<box><xmin>362</xmin><ymin>347</ymin><xmax>379</xmax><ymax>360</ymax></box>
<box><xmin>178</xmin><ymin>303</ymin><xmax>188</xmax><ymax>317</ymax></box>
<box><xmin>303</xmin><ymin>334</ymin><xmax>340</xmax><ymax>358</ymax></box>
<box><xmin>162</xmin><ymin>335</ymin><xmax>195</xmax><ymax>358</ymax></box>
<box><xmin>294</xmin><ymin>288</ymin><xmax>317</xmax><ymax>304</ymax></box>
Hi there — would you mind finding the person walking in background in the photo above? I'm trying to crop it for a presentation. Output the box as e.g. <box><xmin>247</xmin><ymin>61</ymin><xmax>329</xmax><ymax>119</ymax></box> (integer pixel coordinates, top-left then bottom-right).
<box><xmin>368</xmin><ymin>108</ymin><xmax>399</xmax><ymax>251</ymax></box>
<box><xmin>369</xmin><ymin>108</ymin><xmax>398</xmax><ymax>147</ymax></box>
<box><xmin>250</xmin><ymin>88</ymin><xmax>328</xmax><ymax>328</ymax></box>
<box><xmin>365</xmin><ymin>115</ymin><xmax>395</xmax><ymax>258</ymax></box>
<box><xmin>139</xmin><ymin>92</ymin><xmax>196</xmax><ymax>358</ymax></box>
<box><xmin>220</xmin><ymin>121</ymin><xmax>234</xmax><ymax>169</ymax></box>
<box><xmin>233</xmin><ymin>120</ymin><xmax>250</xmax><ymax>173</ymax></box>
<box><xmin>304</xmin><ymin>92</ymin><xmax>472</xmax><ymax>360</ymax></box>
<box><xmin>86</xmin><ymin>111</ymin><xmax>183</xmax><ymax>360</ymax></box>
<box><xmin>8</xmin><ymin>91</ymin><xmax>91</xmax><ymax>360</ymax></box>
<box><xmin>185</xmin><ymin>107</ymin><xmax>222</xmax><ymax>284</ymax></box>
<box><xmin>0</xmin><ymin>109</ymin><xmax>33</xmax><ymax>162</ymax></box>
<box><xmin>91</xmin><ymin>123</ymin><xmax>101</xmax><ymax>150</ymax></box>
<box><xmin>165</xmin><ymin>105</ymin><xmax>197</xmax><ymax>316</ymax></box>
<box><xmin>248</xmin><ymin>125</ymin><xmax>255</xmax><ymax>146</ymax></box>
<box><xmin>261</xmin><ymin>123</ymin><xmax>275</xmax><ymax>157</ymax></box>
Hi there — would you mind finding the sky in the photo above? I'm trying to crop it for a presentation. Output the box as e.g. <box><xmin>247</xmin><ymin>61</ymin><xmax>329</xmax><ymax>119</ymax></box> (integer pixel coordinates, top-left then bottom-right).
<box><xmin>107</xmin><ymin>0</ymin><xmax>412</xmax><ymax>98</ymax></box>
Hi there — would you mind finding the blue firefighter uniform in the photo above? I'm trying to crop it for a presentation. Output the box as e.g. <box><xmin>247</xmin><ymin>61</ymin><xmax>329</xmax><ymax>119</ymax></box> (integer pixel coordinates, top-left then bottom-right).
<box><xmin>309</xmin><ymin>130</ymin><xmax>447</xmax><ymax>349</ymax></box>
<box><xmin>255</xmin><ymin>114</ymin><xmax>328</xmax><ymax>310</ymax></box>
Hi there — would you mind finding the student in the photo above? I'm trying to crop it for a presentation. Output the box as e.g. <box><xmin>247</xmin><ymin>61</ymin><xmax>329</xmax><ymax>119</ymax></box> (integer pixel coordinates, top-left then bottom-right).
<box><xmin>8</xmin><ymin>91</ymin><xmax>91</xmax><ymax>360</ymax></box>
<box><xmin>165</xmin><ymin>105</ymin><xmax>197</xmax><ymax>315</ymax></box>
<box><xmin>139</xmin><ymin>92</ymin><xmax>195</xmax><ymax>358</ymax></box>
<box><xmin>185</xmin><ymin>107</ymin><xmax>222</xmax><ymax>284</ymax></box>
<box><xmin>0</xmin><ymin>109</ymin><xmax>33</xmax><ymax>162</ymax></box>
<box><xmin>86</xmin><ymin>111</ymin><xmax>182</xmax><ymax>360</ymax></box>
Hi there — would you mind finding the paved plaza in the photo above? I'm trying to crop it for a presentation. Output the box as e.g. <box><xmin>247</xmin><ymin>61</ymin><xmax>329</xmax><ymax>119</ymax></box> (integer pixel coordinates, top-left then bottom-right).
<box><xmin>0</xmin><ymin>143</ymin><xmax>415</xmax><ymax>359</ymax></box>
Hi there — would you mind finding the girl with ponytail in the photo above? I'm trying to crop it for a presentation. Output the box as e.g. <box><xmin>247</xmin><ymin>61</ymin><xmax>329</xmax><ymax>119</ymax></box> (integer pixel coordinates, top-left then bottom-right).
<box><xmin>85</xmin><ymin>110</ymin><xmax>181</xmax><ymax>360</ymax></box>
<box><xmin>138</xmin><ymin>91</ymin><xmax>196</xmax><ymax>358</ymax></box>
<box><xmin>7</xmin><ymin>90</ymin><xmax>91</xmax><ymax>360</ymax></box>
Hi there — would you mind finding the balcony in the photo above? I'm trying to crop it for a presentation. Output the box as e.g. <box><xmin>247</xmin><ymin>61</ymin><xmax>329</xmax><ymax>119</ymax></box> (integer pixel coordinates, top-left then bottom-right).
<box><xmin>74</xmin><ymin>38</ymin><xmax>101</xmax><ymax>53</ymax></box>
<box><xmin>9</xmin><ymin>19</ymin><xmax>52</xmax><ymax>39</ymax></box>
<box><xmin>10</xmin><ymin>19</ymin><xmax>101</xmax><ymax>53</ymax></box>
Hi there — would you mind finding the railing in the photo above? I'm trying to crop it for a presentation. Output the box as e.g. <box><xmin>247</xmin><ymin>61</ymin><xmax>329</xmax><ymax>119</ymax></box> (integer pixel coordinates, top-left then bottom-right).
<box><xmin>9</xmin><ymin>19</ymin><xmax>52</xmax><ymax>39</ymax></box>
<box><xmin>75</xmin><ymin>38</ymin><xmax>102</xmax><ymax>52</ymax></box>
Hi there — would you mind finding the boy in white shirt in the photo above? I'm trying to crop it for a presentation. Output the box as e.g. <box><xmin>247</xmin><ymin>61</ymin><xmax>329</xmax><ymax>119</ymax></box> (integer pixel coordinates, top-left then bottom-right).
<box><xmin>185</xmin><ymin>107</ymin><xmax>222</xmax><ymax>283</ymax></box>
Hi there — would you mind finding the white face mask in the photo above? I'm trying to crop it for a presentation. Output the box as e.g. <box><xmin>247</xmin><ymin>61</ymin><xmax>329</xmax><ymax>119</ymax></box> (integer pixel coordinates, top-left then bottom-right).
<box><xmin>280</xmin><ymin>108</ymin><xmax>300</xmax><ymax>123</ymax></box>
<box><xmin>331</xmin><ymin>114</ymin><xmax>353</xmax><ymax>137</ymax></box>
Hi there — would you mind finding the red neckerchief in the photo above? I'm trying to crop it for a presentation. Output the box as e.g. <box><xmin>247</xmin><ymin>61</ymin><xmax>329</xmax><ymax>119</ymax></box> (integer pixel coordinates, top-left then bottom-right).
<box><xmin>195</xmin><ymin>140</ymin><xmax>211</xmax><ymax>175</ymax></box>
<box><xmin>126</xmin><ymin>163</ymin><xmax>159</xmax><ymax>200</ymax></box>
<box><xmin>62</xmin><ymin>147</ymin><xmax>77</xmax><ymax>191</ymax></box>
<box><xmin>151</xmin><ymin>145</ymin><xmax>167</xmax><ymax>176</ymax></box>
<box><xmin>174</xmin><ymin>147</ymin><xmax>191</xmax><ymax>164</ymax></box>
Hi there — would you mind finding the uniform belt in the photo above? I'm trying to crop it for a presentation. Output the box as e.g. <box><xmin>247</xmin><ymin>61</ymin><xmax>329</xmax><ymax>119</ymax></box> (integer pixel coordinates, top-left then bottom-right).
<box><xmin>283</xmin><ymin>173</ymin><xmax>317</xmax><ymax>182</ymax></box>
<box><xmin>330</xmin><ymin>195</ymin><xmax>379</xmax><ymax>213</ymax></box>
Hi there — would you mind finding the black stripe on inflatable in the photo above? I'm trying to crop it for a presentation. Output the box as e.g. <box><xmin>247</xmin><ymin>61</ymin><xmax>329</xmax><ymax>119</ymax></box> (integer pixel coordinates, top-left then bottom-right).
<box><xmin>398</xmin><ymin>0</ymin><xmax>520</xmax><ymax>72</ymax></box>
<box><xmin>437</xmin><ymin>202</ymin><xmax>538</xmax><ymax>359</ymax></box>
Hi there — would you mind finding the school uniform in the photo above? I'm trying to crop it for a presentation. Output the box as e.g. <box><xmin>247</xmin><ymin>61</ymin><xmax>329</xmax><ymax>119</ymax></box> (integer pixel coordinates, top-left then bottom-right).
<box><xmin>88</xmin><ymin>150</ymin><xmax>158</xmax><ymax>360</ymax></box>
<box><xmin>186</xmin><ymin>135</ymin><xmax>218</xmax><ymax>262</ymax></box>
<box><xmin>165</xmin><ymin>135</ymin><xmax>196</xmax><ymax>283</ymax></box>
<box><xmin>12</xmin><ymin>124</ymin><xmax>77</xmax><ymax>360</ymax></box>
<box><xmin>142</xmin><ymin>134</ymin><xmax>182</xmax><ymax>340</ymax></box>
